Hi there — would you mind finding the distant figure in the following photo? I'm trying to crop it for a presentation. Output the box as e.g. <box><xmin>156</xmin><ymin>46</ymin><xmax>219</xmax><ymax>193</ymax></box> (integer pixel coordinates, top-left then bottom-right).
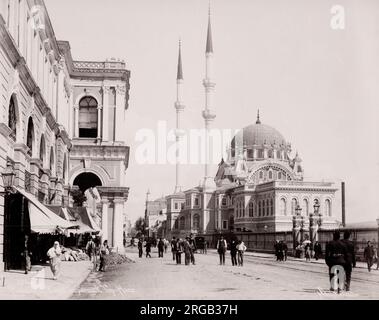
<box><xmin>236</xmin><ymin>240</ymin><xmax>247</xmax><ymax>266</ymax></box>
<box><xmin>277</xmin><ymin>241</ymin><xmax>284</xmax><ymax>262</ymax></box>
<box><xmin>163</xmin><ymin>238</ymin><xmax>168</xmax><ymax>253</ymax></box>
<box><xmin>183</xmin><ymin>238</ymin><xmax>191</xmax><ymax>265</ymax></box>
<box><xmin>325</xmin><ymin>231</ymin><xmax>347</xmax><ymax>293</ymax></box>
<box><xmin>313</xmin><ymin>241</ymin><xmax>322</xmax><ymax>261</ymax></box>
<box><xmin>22</xmin><ymin>235</ymin><xmax>32</xmax><ymax>274</ymax></box>
<box><xmin>204</xmin><ymin>240</ymin><xmax>208</xmax><ymax>254</ymax></box>
<box><xmin>230</xmin><ymin>239</ymin><xmax>238</xmax><ymax>266</ymax></box>
<box><xmin>274</xmin><ymin>240</ymin><xmax>280</xmax><ymax>261</ymax></box>
<box><xmin>99</xmin><ymin>240</ymin><xmax>109</xmax><ymax>272</ymax></box>
<box><xmin>158</xmin><ymin>238</ymin><xmax>165</xmax><ymax>258</ymax></box>
<box><xmin>47</xmin><ymin>241</ymin><xmax>62</xmax><ymax>280</ymax></box>
<box><xmin>217</xmin><ymin>236</ymin><xmax>227</xmax><ymax>265</ymax></box>
<box><xmin>304</xmin><ymin>244</ymin><xmax>311</xmax><ymax>262</ymax></box>
<box><xmin>86</xmin><ymin>237</ymin><xmax>96</xmax><ymax>262</ymax></box>
<box><xmin>171</xmin><ymin>237</ymin><xmax>177</xmax><ymax>261</ymax></box>
<box><xmin>138</xmin><ymin>238</ymin><xmax>143</xmax><ymax>258</ymax></box>
<box><xmin>175</xmin><ymin>238</ymin><xmax>183</xmax><ymax>264</ymax></box>
<box><xmin>145</xmin><ymin>240</ymin><xmax>152</xmax><ymax>258</ymax></box>
<box><xmin>364</xmin><ymin>241</ymin><xmax>375</xmax><ymax>272</ymax></box>
<box><xmin>189</xmin><ymin>234</ymin><xmax>196</xmax><ymax>265</ymax></box>
<box><xmin>341</xmin><ymin>231</ymin><xmax>356</xmax><ymax>291</ymax></box>
<box><xmin>282</xmin><ymin>241</ymin><xmax>288</xmax><ymax>261</ymax></box>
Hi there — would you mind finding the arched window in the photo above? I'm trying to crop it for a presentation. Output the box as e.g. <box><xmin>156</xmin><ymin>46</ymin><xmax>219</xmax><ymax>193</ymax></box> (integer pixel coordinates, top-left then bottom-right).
<box><xmin>268</xmin><ymin>171</ymin><xmax>273</xmax><ymax>180</ymax></box>
<box><xmin>229</xmin><ymin>215</ymin><xmax>234</xmax><ymax>231</ymax></box>
<box><xmin>276</xmin><ymin>150</ymin><xmax>281</xmax><ymax>159</ymax></box>
<box><xmin>325</xmin><ymin>199</ymin><xmax>331</xmax><ymax>217</ymax></box>
<box><xmin>49</xmin><ymin>146</ymin><xmax>55</xmax><ymax>173</ymax></box>
<box><xmin>262</xmin><ymin>200</ymin><xmax>265</xmax><ymax>216</ymax></box>
<box><xmin>259</xmin><ymin>171</ymin><xmax>263</xmax><ymax>179</ymax></box>
<box><xmin>174</xmin><ymin>219</ymin><xmax>179</xmax><ymax>229</ymax></box>
<box><xmin>26</xmin><ymin>117</ymin><xmax>34</xmax><ymax>156</ymax></box>
<box><xmin>179</xmin><ymin>216</ymin><xmax>185</xmax><ymax>229</ymax></box>
<box><xmin>303</xmin><ymin>199</ymin><xmax>309</xmax><ymax>216</ymax></box>
<box><xmin>193</xmin><ymin>214</ymin><xmax>200</xmax><ymax>230</ymax></box>
<box><xmin>221</xmin><ymin>196</ymin><xmax>227</xmax><ymax>206</ymax></box>
<box><xmin>79</xmin><ymin>96</ymin><xmax>98</xmax><ymax>138</ymax></box>
<box><xmin>291</xmin><ymin>198</ymin><xmax>298</xmax><ymax>215</ymax></box>
<box><xmin>278</xmin><ymin>172</ymin><xmax>282</xmax><ymax>180</ymax></box>
<box><xmin>249</xmin><ymin>202</ymin><xmax>254</xmax><ymax>217</ymax></box>
<box><xmin>8</xmin><ymin>95</ymin><xmax>17</xmax><ymax>141</ymax></box>
<box><xmin>39</xmin><ymin>135</ymin><xmax>46</xmax><ymax>165</ymax></box>
<box><xmin>270</xmin><ymin>199</ymin><xmax>274</xmax><ymax>216</ymax></box>
<box><xmin>280</xmin><ymin>198</ymin><xmax>286</xmax><ymax>215</ymax></box>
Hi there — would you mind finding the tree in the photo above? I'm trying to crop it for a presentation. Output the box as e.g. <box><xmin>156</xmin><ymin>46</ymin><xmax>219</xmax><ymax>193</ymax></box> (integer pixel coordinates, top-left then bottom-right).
<box><xmin>134</xmin><ymin>217</ymin><xmax>146</xmax><ymax>237</ymax></box>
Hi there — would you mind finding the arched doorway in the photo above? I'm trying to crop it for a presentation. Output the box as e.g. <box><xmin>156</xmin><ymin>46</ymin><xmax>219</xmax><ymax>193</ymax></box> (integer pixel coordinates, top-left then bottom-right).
<box><xmin>73</xmin><ymin>172</ymin><xmax>102</xmax><ymax>192</ymax></box>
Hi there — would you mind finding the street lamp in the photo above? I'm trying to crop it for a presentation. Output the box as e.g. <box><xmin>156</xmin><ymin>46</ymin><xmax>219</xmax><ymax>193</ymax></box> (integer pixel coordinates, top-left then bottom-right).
<box><xmin>1</xmin><ymin>160</ymin><xmax>15</xmax><ymax>193</ymax></box>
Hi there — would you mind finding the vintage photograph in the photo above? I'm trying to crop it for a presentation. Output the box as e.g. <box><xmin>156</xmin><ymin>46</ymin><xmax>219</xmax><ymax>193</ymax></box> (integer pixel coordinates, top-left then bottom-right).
<box><xmin>0</xmin><ymin>0</ymin><xmax>378</xmax><ymax>301</ymax></box>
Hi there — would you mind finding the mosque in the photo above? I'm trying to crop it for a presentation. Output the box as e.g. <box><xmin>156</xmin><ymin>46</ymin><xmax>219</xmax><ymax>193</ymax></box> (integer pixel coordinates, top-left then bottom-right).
<box><xmin>146</xmin><ymin>10</ymin><xmax>342</xmax><ymax>243</ymax></box>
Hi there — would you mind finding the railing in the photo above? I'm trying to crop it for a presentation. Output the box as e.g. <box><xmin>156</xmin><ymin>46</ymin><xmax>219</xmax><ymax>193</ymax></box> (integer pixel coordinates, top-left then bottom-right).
<box><xmin>73</xmin><ymin>59</ymin><xmax>126</xmax><ymax>71</ymax></box>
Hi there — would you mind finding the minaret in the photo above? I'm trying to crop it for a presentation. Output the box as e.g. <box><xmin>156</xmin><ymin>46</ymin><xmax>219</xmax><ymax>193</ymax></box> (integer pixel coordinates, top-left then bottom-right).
<box><xmin>202</xmin><ymin>7</ymin><xmax>216</xmax><ymax>190</ymax></box>
<box><xmin>174</xmin><ymin>40</ymin><xmax>185</xmax><ymax>193</ymax></box>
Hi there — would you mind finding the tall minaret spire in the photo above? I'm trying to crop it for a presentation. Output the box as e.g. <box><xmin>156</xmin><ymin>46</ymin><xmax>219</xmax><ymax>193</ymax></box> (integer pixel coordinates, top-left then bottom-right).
<box><xmin>202</xmin><ymin>5</ymin><xmax>216</xmax><ymax>190</ymax></box>
<box><xmin>174</xmin><ymin>39</ymin><xmax>185</xmax><ymax>193</ymax></box>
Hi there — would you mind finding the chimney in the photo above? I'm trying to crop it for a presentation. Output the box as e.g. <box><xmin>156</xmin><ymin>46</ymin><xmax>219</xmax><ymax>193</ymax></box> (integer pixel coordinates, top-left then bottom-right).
<box><xmin>341</xmin><ymin>182</ymin><xmax>346</xmax><ymax>227</ymax></box>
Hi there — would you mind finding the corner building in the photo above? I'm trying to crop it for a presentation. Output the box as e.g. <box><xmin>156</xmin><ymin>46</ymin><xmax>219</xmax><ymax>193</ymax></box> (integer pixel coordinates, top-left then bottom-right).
<box><xmin>0</xmin><ymin>0</ymin><xmax>130</xmax><ymax>270</ymax></box>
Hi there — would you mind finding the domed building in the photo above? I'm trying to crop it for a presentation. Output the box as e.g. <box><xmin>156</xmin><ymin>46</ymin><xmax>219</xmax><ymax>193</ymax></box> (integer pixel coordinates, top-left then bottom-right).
<box><xmin>165</xmin><ymin>11</ymin><xmax>341</xmax><ymax>251</ymax></box>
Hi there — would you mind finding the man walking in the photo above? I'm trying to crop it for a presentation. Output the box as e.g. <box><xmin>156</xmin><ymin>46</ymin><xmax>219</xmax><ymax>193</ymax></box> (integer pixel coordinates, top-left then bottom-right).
<box><xmin>183</xmin><ymin>237</ymin><xmax>191</xmax><ymax>265</ymax></box>
<box><xmin>86</xmin><ymin>237</ymin><xmax>96</xmax><ymax>262</ymax></box>
<box><xmin>138</xmin><ymin>238</ymin><xmax>143</xmax><ymax>258</ymax></box>
<box><xmin>158</xmin><ymin>238</ymin><xmax>165</xmax><ymax>258</ymax></box>
<box><xmin>175</xmin><ymin>238</ymin><xmax>183</xmax><ymax>264</ymax></box>
<box><xmin>171</xmin><ymin>237</ymin><xmax>177</xmax><ymax>261</ymax></box>
<box><xmin>341</xmin><ymin>231</ymin><xmax>356</xmax><ymax>291</ymax></box>
<box><xmin>217</xmin><ymin>236</ymin><xmax>227</xmax><ymax>265</ymax></box>
<box><xmin>145</xmin><ymin>239</ymin><xmax>152</xmax><ymax>258</ymax></box>
<box><xmin>325</xmin><ymin>231</ymin><xmax>347</xmax><ymax>293</ymax></box>
<box><xmin>236</xmin><ymin>240</ymin><xmax>247</xmax><ymax>266</ymax></box>
<box><xmin>230</xmin><ymin>239</ymin><xmax>238</xmax><ymax>266</ymax></box>
<box><xmin>364</xmin><ymin>241</ymin><xmax>375</xmax><ymax>272</ymax></box>
<box><xmin>313</xmin><ymin>241</ymin><xmax>322</xmax><ymax>261</ymax></box>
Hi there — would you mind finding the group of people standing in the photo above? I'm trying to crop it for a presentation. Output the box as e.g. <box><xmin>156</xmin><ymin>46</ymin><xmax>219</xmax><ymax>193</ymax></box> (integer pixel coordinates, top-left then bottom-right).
<box><xmin>170</xmin><ymin>236</ymin><xmax>196</xmax><ymax>265</ymax></box>
<box><xmin>137</xmin><ymin>237</ymin><xmax>170</xmax><ymax>259</ymax></box>
<box><xmin>274</xmin><ymin>240</ymin><xmax>288</xmax><ymax>262</ymax></box>
<box><xmin>217</xmin><ymin>236</ymin><xmax>247</xmax><ymax>266</ymax></box>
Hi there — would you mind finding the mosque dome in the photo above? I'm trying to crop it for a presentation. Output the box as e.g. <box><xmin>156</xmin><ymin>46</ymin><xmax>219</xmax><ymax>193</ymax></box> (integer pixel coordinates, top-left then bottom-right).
<box><xmin>231</xmin><ymin>112</ymin><xmax>287</xmax><ymax>149</ymax></box>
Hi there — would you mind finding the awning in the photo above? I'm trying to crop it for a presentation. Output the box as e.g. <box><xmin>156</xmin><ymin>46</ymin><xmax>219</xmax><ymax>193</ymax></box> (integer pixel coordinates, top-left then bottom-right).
<box><xmin>67</xmin><ymin>207</ymin><xmax>101</xmax><ymax>234</ymax></box>
<box><xmin>15</xmin><ymin>187</ymin><xmax>76</xmax><ymax>234</ymax></box>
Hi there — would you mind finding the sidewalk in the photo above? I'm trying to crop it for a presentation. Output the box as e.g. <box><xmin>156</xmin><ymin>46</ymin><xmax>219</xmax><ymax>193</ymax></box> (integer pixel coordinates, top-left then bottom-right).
<box><xmin>206</xmin><ymin>249</ymin><xmax>370</xmax><ymax>270</ymax></box>
<box><xmin>0</xmin><ymin>260</ymin><xmax>93</xmax><ymax>299</ymax></box>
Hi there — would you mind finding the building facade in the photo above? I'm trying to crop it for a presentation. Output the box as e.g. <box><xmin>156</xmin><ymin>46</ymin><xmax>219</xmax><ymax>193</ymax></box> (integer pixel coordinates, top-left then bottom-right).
<box><xmin>0</xmin><ymin>0</ymin><xmax>130</xmax><ymax>270</ymax></box>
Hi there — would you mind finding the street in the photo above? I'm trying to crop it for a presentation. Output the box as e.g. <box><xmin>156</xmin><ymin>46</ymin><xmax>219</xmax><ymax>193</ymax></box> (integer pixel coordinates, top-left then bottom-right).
<box><xmin>72</xmin><ymin>248</ymin><xmax>379</xmax><ymax>300</ymax></box>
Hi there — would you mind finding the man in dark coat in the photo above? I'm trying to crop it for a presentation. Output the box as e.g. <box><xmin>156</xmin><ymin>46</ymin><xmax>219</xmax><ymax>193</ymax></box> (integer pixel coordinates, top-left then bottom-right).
<box><xmin>282</xmin><ymin>241</ymin><xmax>288</xmax><ymax>261</ymax></box>
<box><xmin>171</xmin><ymin>237</ymin><xmax>177</xmax><ymax>261</ymax></box>
<box><xmin>175</xmin><ymin>238</ymin><xmax>183</xmax><ymax>264</ymax></box>
<box><xmin>341</xmin><ymin>231</ymin><xmax>355</xmax><ymax>291</ymax></box>
<box><xmin>157</xmin><ymin>238</ymin><xmax>165</xmax><ymax>258</ymax></box>
<box><xmin>313</xmin><ymin>241</ymin><xmax>322</xmax><ymax>261</ymax></box>
<box><xmin>145</xmin><ymin>240</ymin><xmax>152</xmax><ymax>258</ymax></box>
<box><xmin>325</xmin><ymin>231</ymin><xmax>347</xmax><ymax>293</ymax></box>
<box><xmin>137</xmin><ymin>238</ymin><xmax>143</xmax><ymax>258</ymax></box>
<box><xmin>183</xmin><ymin>238</ymin><xmax>191</xmax><ymax>265</ymax></box>
<box><xmin>189</xmin><ymin>234</ymin><xmax>196</xmax><ymax>265</ymax></box>
<box><xmin>217</xmin><ymin>236</ymin><xmax>227</xmax><ymax>265</ymax></box>
<box><xmin>230</xmin><ymin>239</ymin><xmax>238</xmax><ymax>266</ymax></box>
<box><xmin>364</xmin><ymin>241</ymin><xmax>375</xmax><ymax>272</ymax></box>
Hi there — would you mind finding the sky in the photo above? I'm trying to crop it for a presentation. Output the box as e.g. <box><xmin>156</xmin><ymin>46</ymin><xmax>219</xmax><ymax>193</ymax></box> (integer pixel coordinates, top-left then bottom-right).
<box><xmin>45</xmin><ymin>0</ymin><xmax>379</xmax><ymax>225</ymax></box>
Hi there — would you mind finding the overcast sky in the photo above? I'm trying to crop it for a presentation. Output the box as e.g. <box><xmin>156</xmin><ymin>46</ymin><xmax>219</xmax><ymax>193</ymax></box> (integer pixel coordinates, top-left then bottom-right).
<box><xmin>45</xmin><ymin>0</ymin><xmax>379</xmax><ymax>224</ymax></box>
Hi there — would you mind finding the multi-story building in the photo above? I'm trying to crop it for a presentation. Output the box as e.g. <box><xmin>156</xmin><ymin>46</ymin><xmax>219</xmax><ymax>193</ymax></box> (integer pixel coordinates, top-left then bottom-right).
<box><xmin>0</xmin><ymin>0</ymin><xmax>130</xmax><ymax>270</ymax></box>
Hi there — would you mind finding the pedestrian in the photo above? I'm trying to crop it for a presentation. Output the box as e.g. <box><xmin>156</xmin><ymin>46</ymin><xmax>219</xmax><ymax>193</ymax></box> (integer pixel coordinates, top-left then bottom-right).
<box><xmin>230</xmin><ymin>239</ymin><xmax>238</xmax><ymax>266</ymax></box>
<box><xmin>313</xmin><ymin>241</ymin><xmax>322</xmax><ymax>260</ymax></box>
<box><xmin>282</xmin><ymin>241</ymin><xmax>288</xmax><ymax>261</ymax></box>
<box><xmin>277</xmin><ymin>241</ymin><xmax>284</xmax><ymax>262</ymax></box>
<box><xmin>175</xmin><ymin>238</ymin><xmax>183</xmax><ymax>264</ymax></box>
<box><xmin>99</xmin><ymin>240</ymin><xmax>109</xmax><ymax>272</ymax></box>
<box><xmin>138</xmin><ymin>238</ymin><xmax>143</xmax><ymax>258</ymax></box>
<box><xmin>183</xmin><ymin>237</ymin><xmax>191</xmax><ymax>265</ymax></box>
<box><xmin>47</xmin><ymin>241</ymin><xmax>62</xmax><ymax>280</ymax></box>
<box><xmin>274</xmin><ymin>240</ymin><xmax>279</xmax><ymax>261</ymax></box>
<box><xmin>189</xmin><ymin>234</ymin><xmax>196</xmax><ymax>265</ymax></box>
<box><xmin>86</xmin><ymin>237</ymin><xmax>96</xmax><ymax>262</ymax></box>
<box><xmin>22</xmin><ymin>235</ymin><xmax>32</xmax><ymax>274</ymax></box>
<box><xmin>363</xmin><ymin>241</ymin><xmax>375</xmax><ymax>272</ymax></box>
<box><xmin>325</xmin><ymin>231</ymin><xmax>347</xmax><ymax>293</ymax></box>
<box><xmin>164</xmin><ymin>238</ymin><xmax>168</xmax><ymax>254</ymax></box>
<box><xmin>204</xmin><ymin>240</ymin><xmax>208</xmax><ymax>254</ymax></box>
<box><xmin>171</xmin><ymin>237</ymin><xmax>177</xmax><ymax>261</ymax></box>
<box><xmin>236</xmin><ymin>240</ymin><xmax>247</xmax><ymax>266</ymax></box>
<box><xmin>145</xmin><ymin>239</ymin><xmax>152</xmax><ymax>258</ymax></box>
<box><xmin>305</xmin><ymin>244</ymin><xmax>311</xmax><ymax>262</ymax></box>
<box><xmin>217</xmin><ymin>236</ymin><xmax>227</xmax><ymax>265</ymax></box>
<box><xmin>341</xmin><ymin>231</ymin><xmax>356</xmax><ymax>291</ymax></box>
<box><xmin>158</xmin><ymin>238</ymin><xmax>165</xmax><ymax>258</ymax></box>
